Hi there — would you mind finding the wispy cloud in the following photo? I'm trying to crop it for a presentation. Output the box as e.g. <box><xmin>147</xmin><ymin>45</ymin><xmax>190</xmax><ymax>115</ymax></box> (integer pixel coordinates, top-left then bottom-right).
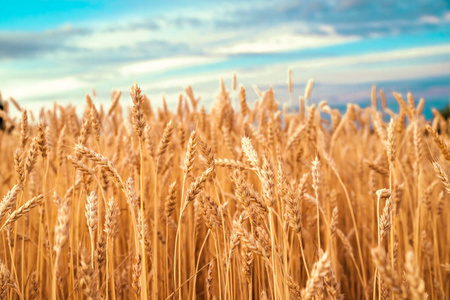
<box><xmin>119</xmin><ymin>56</ymin><xmax>226</xmax><ymax>76</ymax></box>
<box><xmin>2</xmin><ymin>77</ymin><xmax>86</xmax><ymax>99</ymax></box>
<box><xmin>290</xmin><ymin>44</ymin><xmax>450</xmax><ymax>71</ymax></box>
<box><xmin>210</xmin><ymin>32</ymin><xmax>358</xmax><ymax>54</ymax></box>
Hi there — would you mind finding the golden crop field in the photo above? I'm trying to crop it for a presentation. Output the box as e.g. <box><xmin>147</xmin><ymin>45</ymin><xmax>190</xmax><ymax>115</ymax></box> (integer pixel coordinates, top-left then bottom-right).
<box><xmin>0</xmin><ymin>78</ymin><xmax>448</xmax><ymax>299</ymax></box>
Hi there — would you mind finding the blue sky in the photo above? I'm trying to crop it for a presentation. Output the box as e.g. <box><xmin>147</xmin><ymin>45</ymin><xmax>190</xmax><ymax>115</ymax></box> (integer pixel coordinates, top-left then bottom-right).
<box><xmin>1</xmin><ymin>0</ymin><xmax>449</xmax><ymax>116</ymax></box>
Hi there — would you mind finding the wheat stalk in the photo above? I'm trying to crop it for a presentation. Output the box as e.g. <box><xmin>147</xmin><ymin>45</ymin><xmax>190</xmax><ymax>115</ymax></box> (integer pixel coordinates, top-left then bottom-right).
<box><xmin>1</xmin><ymin>194</ymin><xmax>43</xmax><ymax>231</ymax></box>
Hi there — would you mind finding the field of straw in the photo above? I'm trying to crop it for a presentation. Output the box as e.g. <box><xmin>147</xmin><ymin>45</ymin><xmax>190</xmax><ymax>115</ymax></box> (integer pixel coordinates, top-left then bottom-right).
<box><xmin>0</xmin><ymin>76</ymin><xmax>448</xmax><ymax>300</ymax></box>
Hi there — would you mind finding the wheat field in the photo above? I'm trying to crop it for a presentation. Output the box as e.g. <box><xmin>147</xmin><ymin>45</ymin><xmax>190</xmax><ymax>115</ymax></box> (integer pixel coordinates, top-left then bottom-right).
<box><xmin>0</xmin><ymin>77</ymin><xmax>448</xmax><ymax>299</ymax></box>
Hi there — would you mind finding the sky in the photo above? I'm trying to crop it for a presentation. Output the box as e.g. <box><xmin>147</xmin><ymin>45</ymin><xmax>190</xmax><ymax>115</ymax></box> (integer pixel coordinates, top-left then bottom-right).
<box><xmin>0</xmin><ymin>0</ymin><xmax>449</xmax><ymax>117</ymax></box>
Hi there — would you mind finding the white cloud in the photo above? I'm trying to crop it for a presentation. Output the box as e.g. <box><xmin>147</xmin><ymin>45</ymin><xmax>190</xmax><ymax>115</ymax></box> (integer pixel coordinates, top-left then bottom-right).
<box><xmin>70</xmin><ymin>29</ymin><xmax>154</xmax><ymax>50</ymax></box>
<box><xmin>143</xmin><ymin>73</ymin><xmax>218</xmax><ymax>90</ymax></box>
<box><xmin>120</xmin><ymin>56</ymin><xmax>226</xmax><ymax>76</ymax></box>
<box><xmin>210</xmin><ymin>33</ymin><xmax>358</xmax><ymax>54</ymax></box>
<box><xmin>419</xmin><ymin>15</ymin><xmax>440</xmax><ymax>24</ymax></box>
<box><xmin>444</xmin><ymin>11</ymin><xmax>450</xmax><ymax>21</ymax></box>
<box><xmin>318</xmin><ymin>25</ymin><xmax>336</xmax><ymax>35</ymax></box>
<box><xmin>419</xmin><ymin>12</ymin><xmax>450</xmax><ymax>24</ymax></box>
<box><xmin>2</xmin><ymin>77</ymin><xmax>86</xmax><ymax>100</ymax></box>
<box><xmin>323</xmin><ymin>62</ymin><xmax>450</xmax><ymax>84</ymax></box>
<box><xmin>290</xmin><ymin>44</ymin><xmax>450</xmax><ymax>70</ymax></box>
<box><xmin>67</xmin><ymin>18</ymin><xmax>240</xmax><ymax>53</ymax></box>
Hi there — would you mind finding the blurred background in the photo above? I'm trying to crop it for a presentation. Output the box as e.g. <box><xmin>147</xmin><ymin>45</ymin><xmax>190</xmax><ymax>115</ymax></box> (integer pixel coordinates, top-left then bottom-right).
<box><xmin>0</xmin><ymin>0</ymin><xmax>449</xmax><ymax>118</ymax></box>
